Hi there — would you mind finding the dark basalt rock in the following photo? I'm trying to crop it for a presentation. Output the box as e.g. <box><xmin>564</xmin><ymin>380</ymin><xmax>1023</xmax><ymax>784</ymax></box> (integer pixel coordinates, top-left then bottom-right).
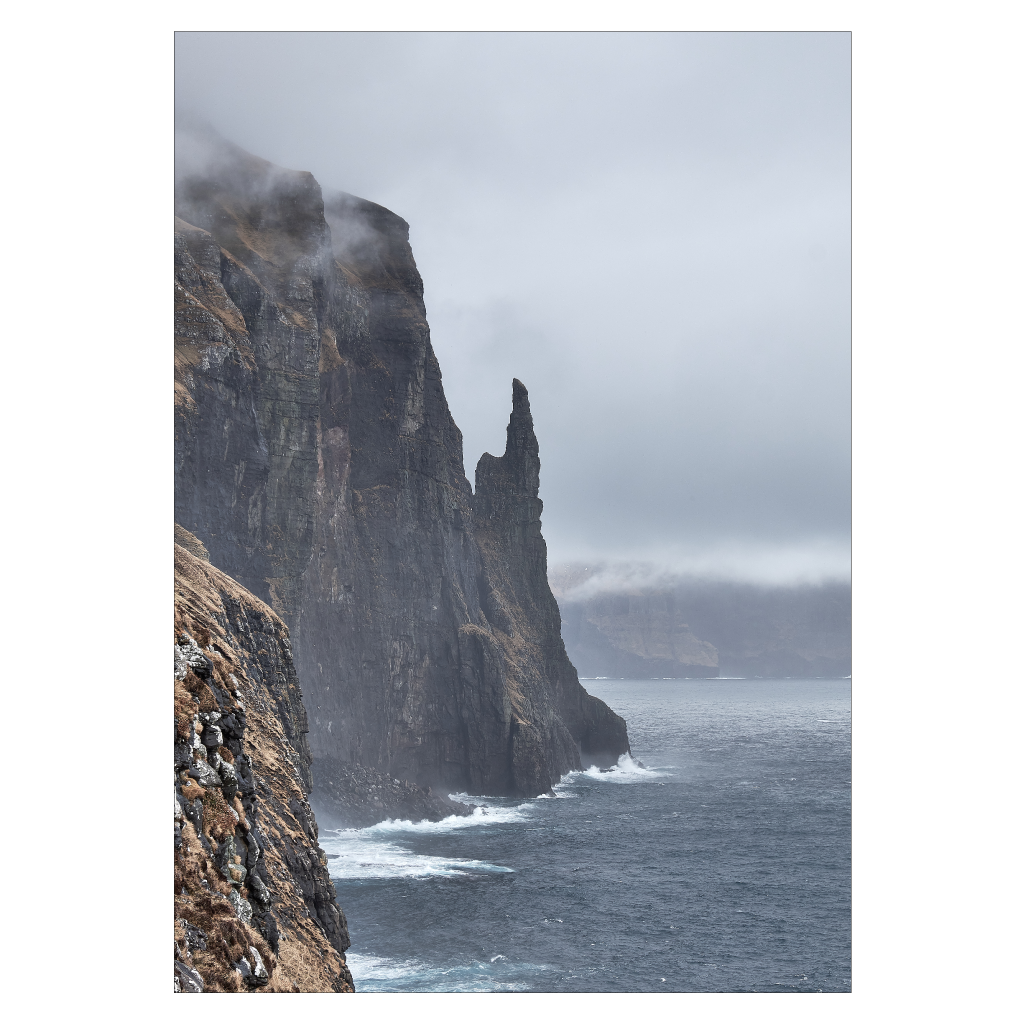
<box><xmin>183</xmin><ymin>922</ymin><xmax>207</xmax><ymax>952</ymax></box>
<box><xmin>174</xmin><ymin>123</ymin><xmax>630</xmax><ymax>810</ymax></box>
<box><xmin>310</xmin><ymin>756</ymin><xmax>475</xmax><ymax>830</ymax></box>
<box><xmin>174</xmin><ymin>739</ymin><xmax>193</xmax><ymax>771</ymax></box>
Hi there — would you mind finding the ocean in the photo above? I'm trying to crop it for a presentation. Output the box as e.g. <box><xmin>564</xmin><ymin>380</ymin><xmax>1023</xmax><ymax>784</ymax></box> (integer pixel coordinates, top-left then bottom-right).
<box><xmin>321</xmin><ymin>677</ymin><xmax>852</xmax><ymax>992</ymax></box>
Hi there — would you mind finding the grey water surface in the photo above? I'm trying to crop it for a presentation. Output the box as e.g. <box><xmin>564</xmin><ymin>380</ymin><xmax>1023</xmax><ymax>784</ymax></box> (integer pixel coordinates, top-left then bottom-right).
<box><xmin>323</xmin><ymin>677</ymin><xmax>851</xmax><ymax>992</ymax></box>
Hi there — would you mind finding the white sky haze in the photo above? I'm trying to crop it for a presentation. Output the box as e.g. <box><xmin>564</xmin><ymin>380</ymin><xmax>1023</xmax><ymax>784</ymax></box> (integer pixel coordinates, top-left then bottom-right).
<box><xmin>175</xmin><ymin>31</ymin><xmax>852</xmax><ymax>583</ymax></box>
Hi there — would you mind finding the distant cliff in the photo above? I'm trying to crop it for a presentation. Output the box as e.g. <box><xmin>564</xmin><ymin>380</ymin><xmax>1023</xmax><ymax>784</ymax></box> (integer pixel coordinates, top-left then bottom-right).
<box><xmin>552</xmin><ymin>565</ymin><xmax>851</xmax><ymax>679</ymax></box>
<box><xmin>173</xmin><ymin>121</ymin><xmax>629</xmax><ymax>811</ymax></box>
<box><xmin>174</xmin><ymin>529</ymin><xmax>353</xmax><ymax>992</ymax></box>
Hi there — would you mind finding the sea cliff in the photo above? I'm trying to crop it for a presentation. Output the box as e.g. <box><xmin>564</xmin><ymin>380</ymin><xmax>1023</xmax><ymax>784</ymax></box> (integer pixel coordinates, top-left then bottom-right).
<box><xmin>174</xmin><ymin>528</ymin><xmax>353</xmax><ymax>992</ymax></box>
<box><xmin>173</xmin><ymin>121</ymin><xmax>630</xmax><ymax>816</ymax></box>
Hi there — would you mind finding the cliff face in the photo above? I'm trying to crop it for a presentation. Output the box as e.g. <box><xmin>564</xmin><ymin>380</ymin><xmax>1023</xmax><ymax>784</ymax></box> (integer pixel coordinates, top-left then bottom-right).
<box><xmin>552</xmin><ymin>565</ymin><xmax>851</xmax><ymax>679</ymax></box>
<box><xmin>174</xmin><ymin>530</ymin><xmax>353</xmax><ymax>992</ymax></box>
<box><xmin>471</xmin><ymin>381</ymin><xmax>633</xmax><ymax>784</ymax></box>
<box><xmin>560</xmin><ymin>592</ymin><xmax>721</xmax><ymax>679</ymax></box>
<box><xmin>174</xmin><ymin>122</ymin><xmax>629</xmax><ymax>803</ymax></box>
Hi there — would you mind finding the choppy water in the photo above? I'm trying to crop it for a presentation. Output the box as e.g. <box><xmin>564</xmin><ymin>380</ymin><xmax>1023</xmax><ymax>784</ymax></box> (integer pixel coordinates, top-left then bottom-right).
<box><xmin>322</xmin><ymin>678</ymin><xmax>851</xmax><ymax>992</ymax></box>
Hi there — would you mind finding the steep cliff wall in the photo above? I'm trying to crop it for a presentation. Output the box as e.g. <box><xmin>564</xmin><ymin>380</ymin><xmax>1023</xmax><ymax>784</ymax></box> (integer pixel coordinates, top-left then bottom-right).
<box><xmin>471</xmin><ymin>381</ymin><xmax>634</xmax><ymax>785</ymax></box>
<box><xmin>174</xmin><ymin>530</ymin><xmax>353</xmax><ymax>992</ymax></box>
<box><xmin>174</xmin><ymin>122</ymin><xmax>629</xmax><ymax>804</ymax></box>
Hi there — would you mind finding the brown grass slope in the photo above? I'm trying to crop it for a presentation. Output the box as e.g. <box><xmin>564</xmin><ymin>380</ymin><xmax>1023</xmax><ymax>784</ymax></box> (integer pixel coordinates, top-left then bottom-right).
<box><xmin>174</xmin><ymin>534</ymin><xmax>353</xmax><ymax>992</ymax></box>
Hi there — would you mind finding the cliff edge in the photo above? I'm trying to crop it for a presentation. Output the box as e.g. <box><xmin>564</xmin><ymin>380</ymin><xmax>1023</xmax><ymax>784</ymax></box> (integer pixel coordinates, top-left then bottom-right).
<box><xmin>173</xmin><ymin>120</ymin><xmax>630</xmax><ymax>810</ymax></box>
<box><xmin>174</xmin><ymin>530</ymin><xmax>353</xmax><ymax>992</ymax></box>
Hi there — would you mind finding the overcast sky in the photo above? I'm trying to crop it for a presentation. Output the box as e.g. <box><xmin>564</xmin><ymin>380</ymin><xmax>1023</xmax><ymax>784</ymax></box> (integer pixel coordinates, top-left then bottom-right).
<box><xmin>175</xmin><ymin>32</ymin><xmax>850</xmax><ymax>584</ymax></box>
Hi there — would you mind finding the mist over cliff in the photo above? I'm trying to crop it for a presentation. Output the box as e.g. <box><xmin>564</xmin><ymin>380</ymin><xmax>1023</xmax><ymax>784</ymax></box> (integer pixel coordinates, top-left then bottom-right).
<box><xmin>174</xmin><ymin>37</ymin><xmax>847</xmax><ymax>991</ymax></box>
<box><xmin>174</xmin><ymin>33</ymin><xmax>852</xmax><ymax>586</ymax></box>
<box><xmin>174</xmin><ymin>120</ymin><xmax>630</xmax><ymax>816</ymax></box>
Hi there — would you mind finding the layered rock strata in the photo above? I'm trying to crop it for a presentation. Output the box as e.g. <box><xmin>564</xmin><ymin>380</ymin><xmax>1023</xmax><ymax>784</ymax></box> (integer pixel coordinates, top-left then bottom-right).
<box><xmin>174</xmin><ymin>122</ymin><xmax>630</xmax><ymax>805</ymax></box>
<box><xmin>174</xmin><ymin>532</ymin><xmax>353</xmax><ymax>993</ymax></box>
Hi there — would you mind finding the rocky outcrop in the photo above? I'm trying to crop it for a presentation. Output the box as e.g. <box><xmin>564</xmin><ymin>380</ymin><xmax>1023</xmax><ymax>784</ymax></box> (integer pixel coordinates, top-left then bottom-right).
<box><xmin>174</xmin><ymin>532</ymin><xmax>353</xmax><ymax>992</ymax></box>
<box><xmin>311</xmin><ymin>758</ymin><xmax>474</xmax><ymax>830</ymax></box>
<box><xmin>552</xmin><ymin>565</ymin><xmax>851</xmax><ymax>679</ymax></box>
<box><xmin>173</xmin><ymin>121</ymin><xmax>630</xmax><ymax>807</ymax></box>
<box><xmin>470</xmin><ymin>381</ymin><xmax>632</xmax><ymax>783</ymax></box>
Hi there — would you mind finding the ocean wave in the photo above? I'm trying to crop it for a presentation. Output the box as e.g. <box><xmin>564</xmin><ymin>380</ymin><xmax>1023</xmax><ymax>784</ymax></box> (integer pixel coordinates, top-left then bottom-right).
<box><xmin>345</xmin><ymin>951</ymin><xmax>545</xmax><ymax>992</ymax></box>
<box><xmin>537</xmin><ymin>780</ymin><xmax>579</xmax><ymax>799</ymax></box>
<box><xmin>322</xmin><ymin>834</ymin><xmax>514</xmax><ymax>879</ymax></box>
<box><xmin>356</xmin><ymin>802</ymin><xmax>532</xmax><ymax>834</ymax></box>
<box><xmin>579</xmin><ymin>753</ymin><xmax>672</xmax><ymax>783</ymax></box>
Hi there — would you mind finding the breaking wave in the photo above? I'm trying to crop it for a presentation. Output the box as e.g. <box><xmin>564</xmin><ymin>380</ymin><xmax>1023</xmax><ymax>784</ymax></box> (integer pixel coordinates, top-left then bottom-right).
<box><xmin>357</xmin><ymin>803</ymin><xmax>533</xmax><ymax>833</ymax></box>
<box><xmin>345</xmin><ymin>952</ymin><xmax>547</xmax><ymax>993</ymax></box>
<box><xmin>321</xmin><ymin>799</ymin><xmax>534</xmax><ymax>879</ymax></box>
<box><xmin>579</xmin><ymin>753</ymin><xmax>673</xmax><ymax>783</ymax></box>
<box><xmin>322</xmin><ymin>833</ymin><xmax>514</xmax><ymax>879</ymax></box>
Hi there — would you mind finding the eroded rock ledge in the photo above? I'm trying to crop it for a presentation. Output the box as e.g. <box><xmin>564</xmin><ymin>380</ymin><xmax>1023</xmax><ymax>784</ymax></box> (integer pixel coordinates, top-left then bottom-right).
<box><xmin>174</xmin><ymin>533</ymin><xmax>354</xmax><ymax>993</ymax></box>
<box><xmin>311</xmin><ymin>758</ymin><xmax>474</xmax><ymax>830</ymax></box>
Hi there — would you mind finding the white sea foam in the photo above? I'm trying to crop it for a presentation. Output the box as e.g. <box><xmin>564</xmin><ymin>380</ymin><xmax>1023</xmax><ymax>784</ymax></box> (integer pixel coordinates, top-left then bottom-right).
<box><xmin>537</xmin><ymin>782</ymin><xmax>579</xmax><ymax>799</ymax></box>
<box><xmin>359</xmin><ymin>802</ymin><xmax>532</xmax><ymax>834</ymax></box>
<box><xmin>345</xmin><ymin>951</ymin><xmax>542</xmax><ymax>992</ymax></box>
<box><xmin>345</xmin><ymin>952</ymin><xmax>423</xmax><ymax>982</ymax></box>
<box><xmin>580</xmin><ymin>753</ymin><xmax>672</xmax><ymax>783</ymax></box>
<box><xmin>321</xmin><ymin>834</ymin><xmax>514</xmax><ymax>880</ymax></box>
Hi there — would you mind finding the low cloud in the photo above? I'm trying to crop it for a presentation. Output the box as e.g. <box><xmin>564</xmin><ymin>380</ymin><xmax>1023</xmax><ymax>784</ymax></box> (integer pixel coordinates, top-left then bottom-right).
<box><xmin>550</xmin><ymin>536</ymin><xmax>851</xmax><ymax>599</ymax></box>
<box><xmin>175</xmin><ymin>33</ymin><xmax>851</xmax><ymax>583</ymax></box>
